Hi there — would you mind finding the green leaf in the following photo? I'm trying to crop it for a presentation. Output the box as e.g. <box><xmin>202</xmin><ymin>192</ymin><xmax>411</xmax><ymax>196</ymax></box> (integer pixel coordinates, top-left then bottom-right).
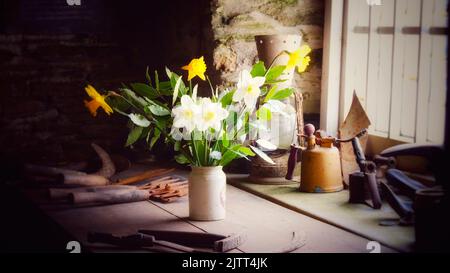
<box><xmin>220</xmin><ymin>90</ymin><xmax>235</xmax><ymax>108</ymax></box>
<box><xmin>149</xmin><ymin>128</ymin><xmax>161</xmax><ymax>149</ymax></box>
<box><xmin>154</xmin><ymin>70</ymin><xmax>160</xmax><ymax>91</ymax></box>
<box><xmin>128</xmin><ymin>113</ymin><xmax>151</xmax><ymax>127</ymax></box>
<box><xmin>264</xmin><ymin>79</ymin><xmax>288</xmax><ymax>85</ymax></box>
<box><xmin>264</xmin><ymin>85</ymin><xmax>278</xmax><ymax>102</ymax></box>
<box><xmin>169</xmin><ymin>72</ymin><xmax>187</xmax><ymax>96</ymax></box>
<box><xmin>270</xmin><ymin>88</ymin><xmax>294</xmax><ymax>100</ymax></box>
<box><xmin>250</xmin><ymin>145</ymin><xmax>275</xmax><ymax>164</ymax></box>
<box><xmin>158</xmin><ymin>81</ymin><xmax>172</xmax><ymax>95</ymax></box>
<box><xmin>174</xmin><ymin>141</ymin><xmax>181</xmax><ymax>152</ymax></box>
<box><xmin>256</xmin><ymin>139</ymin><xmax>277</xmax><ymax>151</ymax></box>
<box><xmin>148</xmin><ymin>104</ymin><xmax>170</xmax><ymax>116</ymax></box>
<box><xmin>192</xmin><ymin>84</ymin><xmax>198</xmax><ymax>101</ymax></box>
<box><xmin>130</xmin><ymin>83</ymin><xmax>157</xmax><ymax>99</ymax></box>
<box><xmin>121</xmin><ymin>88</ymin><xmax>148</xmax><ymax>109</ymax></box>
<box><xmin>154</xmin><ymin>116</ymin><xmax>168</xmax><ymax>133</ymax></box>
<box><xmin>106</xmin><ymin>96</ymin><xmax>131</xmax><ymax>112</ymax></box>
<box><xmin>256</xmin><ymin>106</ymin><xmax>272</xmax><ymax>121</ymax></box>
<box><xmin>251</xmin><ymin>61</ymin><xmax>266</xmax><ymax>77</ymax></box>
<box><xmin>219</xmin><ymin>149</ymin><xmax>239</xmax><ymax>167</ymax></box>
<box><xmin>125</xmin><ymin>126</ymin><xmax>143</xmax><ymax>147</ymax></box>
<box><xmin>194</xmin><ymin>140</ymin><xmax>206</xmax><ymax>166</ymax></box>
<box><xmin>172</xmin><ymin>76</ymin><xmax>182</xmax><ymax>105</ymax></box>
<box><xmin>219</xmin><ymin>145</ymin><xmax>247</xmax><ymax>166</ymax></box>
<box><xmin>175</xmin><ymin>154</ymin><xmax>190</xmax><ymax>165</ymax></box>
<box><xmin>238</xmin><ymin>146</ymin><xmax>255</xmax><ymax>157</ymax></box>
<box><xmin>145</xmin><ymin>67</ymin><xmax>152</xmax><ymax>86</ymax></box>
<box><xmin>165</xmin><ymin>67</ymin><xmax>172</xmax><ymax>79</ymax></box>
<box><xmin>266</xmin><ymin>65</ymin><xmax>286</xmax><ymax>82</ymax></box>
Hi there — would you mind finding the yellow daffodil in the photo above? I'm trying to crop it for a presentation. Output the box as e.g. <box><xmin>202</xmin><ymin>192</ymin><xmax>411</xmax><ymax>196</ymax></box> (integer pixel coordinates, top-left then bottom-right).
<box><xmin>182</xmin><ymin>56</ymin><xmax>207</xmax><ymax>81</ymax></box>
<box><xmin>286</xmin><ymin>45</ymin><xmax>312</xmax><ymax>73</ymax></box>
<box><xmin>83</xmin><ymin>84</ymin><xmax>113</xmax><ymax>117</ymax></box>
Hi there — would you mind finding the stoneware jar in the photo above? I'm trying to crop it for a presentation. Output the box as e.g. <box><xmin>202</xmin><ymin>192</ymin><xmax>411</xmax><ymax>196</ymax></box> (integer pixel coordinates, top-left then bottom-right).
<box><xmin>188</xmin><ymin>166</ymin><xmax>226</xmax><ymax>221</ymax></box>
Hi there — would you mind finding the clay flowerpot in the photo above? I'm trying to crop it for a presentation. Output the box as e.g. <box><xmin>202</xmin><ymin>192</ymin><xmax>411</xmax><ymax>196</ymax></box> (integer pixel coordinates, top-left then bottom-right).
<box><xmin>188</xmin><ymin>166</ymin><xmax>226</xmax><ymax>221</ymax></box>
<box><xmin>255</xmin><ymin>34</ymin><xmax>302</xmax><ymax>89</ymax></box>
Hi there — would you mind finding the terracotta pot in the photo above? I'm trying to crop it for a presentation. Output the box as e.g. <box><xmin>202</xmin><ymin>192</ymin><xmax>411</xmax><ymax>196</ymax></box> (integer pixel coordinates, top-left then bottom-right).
<box><xmin>255</xmin><ymin>34</ymin><xmax>302</xmax><ymax>89</ymax></box>
<box><xmin>188</xmin><ymin>166</ymin><xmax>226</xmax><ymax>221</ymax></box>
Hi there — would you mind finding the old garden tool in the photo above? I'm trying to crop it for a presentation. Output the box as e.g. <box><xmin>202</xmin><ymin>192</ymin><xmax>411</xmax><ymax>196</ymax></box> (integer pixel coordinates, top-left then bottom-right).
<box><xmin>378</xmin><ymin>144</ymin><xmax>447</xmax><ymax>252</ymax></box>
<box><xmin>24</xmin><ymin>143</ymin><xmax>116</xmax><ymax>187</ymax></box>
<box><xmin>87</xmin><ymin>232</ymin><xmax>203</xmax><ymax>253</ymax></box>
<box><xmin>347</xmin><ymin>129</ymin><xmax>383</xmax><ymax>209</ymax></box>
<box><xmin>139</xmin><ymin>230</ymin><xmax>246</xmax><ymax>253</ymax></box>
<box><xmin>88</xmin><ymin>230</ymin><xmax>246</xmax><ymax>253</ymax></box>
<box><xmin>339</xmin><ymin>92</ymin><xmax>371</xmax><ymax>187</ymax></box>
<box><xmin>286</xmin><ymin>124</ymin><xmax>343</xmax><ymax>193</ymax></box>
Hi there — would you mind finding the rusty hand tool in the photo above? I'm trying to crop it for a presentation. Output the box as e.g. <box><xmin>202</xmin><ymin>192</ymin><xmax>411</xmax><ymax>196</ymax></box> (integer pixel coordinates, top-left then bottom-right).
<box><xmin>345</xmin><ymin>129</ymin><xmax>382</xmax><ymax>209</ymax></box>
<box><xmin>140</xmin><ymin>177</ymin><xmax>188</xmax><ymax>203</ymax></box>
<box><xmin>138</xmin><ymin>177</ymin><xmax>180</xmax><ymax>190</ymax></box>
<box><xmin>87</xmin><ymin>232</ymin><xmax>208</xmax><ymax>253</ymax></box>
<box><xmin>138</xmin><ymin>230</ymin><xmax>246</xmax><ymax>252</ymax></box>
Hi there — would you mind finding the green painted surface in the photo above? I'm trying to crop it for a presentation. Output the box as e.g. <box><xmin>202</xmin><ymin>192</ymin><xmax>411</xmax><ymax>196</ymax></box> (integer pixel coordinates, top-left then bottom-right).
<box><xmin>227</xmin><ymin>174</ymin><xmax>415</xmax><ymax>252</ymax></box>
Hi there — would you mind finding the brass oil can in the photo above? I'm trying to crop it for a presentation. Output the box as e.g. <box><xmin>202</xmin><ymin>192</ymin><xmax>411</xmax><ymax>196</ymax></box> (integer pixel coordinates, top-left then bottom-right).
<box><xmin>286</xmin><ymin>124</ymin><xmax>343</xmax><ymax>193</ymax></box>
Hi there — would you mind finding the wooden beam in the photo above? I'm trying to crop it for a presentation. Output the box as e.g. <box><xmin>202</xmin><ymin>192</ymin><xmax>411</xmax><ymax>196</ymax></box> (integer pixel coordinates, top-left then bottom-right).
<box><xmin>320</xmin><ymin>0</ymin><xmax>344</xmax><ymax>135</ymax></box>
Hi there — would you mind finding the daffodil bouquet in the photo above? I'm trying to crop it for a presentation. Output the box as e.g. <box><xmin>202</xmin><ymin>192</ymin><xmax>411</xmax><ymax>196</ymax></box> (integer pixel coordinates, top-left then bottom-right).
<box><xmin>83</xmin><ymin>46</ymin><xmax>311</xmax><ymax>167</ymax></box>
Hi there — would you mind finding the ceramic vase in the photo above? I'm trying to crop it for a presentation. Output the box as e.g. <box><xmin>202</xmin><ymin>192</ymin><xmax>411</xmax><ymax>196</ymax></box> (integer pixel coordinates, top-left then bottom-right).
<box><xmin>188</xmin><ymin>166</ymin><xmax>226</xmax><ymax>221</ymax></box>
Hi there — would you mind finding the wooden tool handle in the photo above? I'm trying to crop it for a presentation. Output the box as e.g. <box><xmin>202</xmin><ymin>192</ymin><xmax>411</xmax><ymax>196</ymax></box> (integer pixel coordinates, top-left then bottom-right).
<box><xmin>63</xmin><ymin>174</ymin><xmax>109</xmax><ymax>187</ymax></box>
<box><xmin>71</xmin><ymin>189</ymin><xmax>150</xmax><ymax>204</ymax></box>
<box><xmin>49</xmin><ymin>185</ymin><xmax>137</xmax><ymax>200</ymax></box>
<box><xmin>116</xmin><ymin>168</ymin><xmax>175</xmax><ymax>185</ymax></box>
<box><xmin>285</xmin><ymin>145</ymin><xmax>299</xmax><ymax>181</ymax></box>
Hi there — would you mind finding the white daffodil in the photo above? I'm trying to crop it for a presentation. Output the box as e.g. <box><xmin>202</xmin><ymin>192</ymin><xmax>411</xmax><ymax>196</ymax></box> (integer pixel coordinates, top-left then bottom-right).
<box><xmin>209</xmin><ymin>151</ymin><xmax>222</xmax><ymax>160</ymax></box>
<box><xmin>233</xmin><ymin>69</ymin><xmax>265</xmax><ymax>111</ymax></box>
<box><xmin>197</xmin><ymin>98</ymin><xmax>229</xmax><ymax>132</ymax></box>
<box><xmin>172</xmin><ymin>95</ymin><xmax>200</xmax><ymax>133</ymax></box>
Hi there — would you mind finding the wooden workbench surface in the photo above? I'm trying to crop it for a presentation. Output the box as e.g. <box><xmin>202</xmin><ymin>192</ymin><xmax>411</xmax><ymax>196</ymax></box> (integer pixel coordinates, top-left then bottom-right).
<box><xmin>28</xmin><ymin>165</ymin><xmax>396</xmax><ymax>253</ymax></box>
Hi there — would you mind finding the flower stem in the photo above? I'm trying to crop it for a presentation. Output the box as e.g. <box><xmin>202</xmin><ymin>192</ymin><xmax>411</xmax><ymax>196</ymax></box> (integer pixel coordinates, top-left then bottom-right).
<box><xmin>264</xmin><ymin>51</ymin><xmax>286</xmax><ymax>78</ymax></box>
<box><xmin>206</xmin><ymin>75</ymin><xmax>216</xmax><ymax>100</ymax></box>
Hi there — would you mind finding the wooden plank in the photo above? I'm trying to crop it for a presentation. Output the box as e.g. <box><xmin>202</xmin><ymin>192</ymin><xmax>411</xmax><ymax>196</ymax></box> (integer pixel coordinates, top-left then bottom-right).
<box><xmin>227</xmin><ymin>176</ymin><xmax>413</xmax><ymax>253</ymax></box>
<box><xmin>155</xmin><ymin>183</ymin><xmax>396</xmax><ymax>253</ymax></box>
<box><xmin>427</xmin><ymin>0</ymin><xmax>448</xmax><ymax>144</ymax></box>
<box><xmin>416</xmin><ymin>0</ymin><xmax>448</xmax><ymax>144</ymax></box>
<box><xmin>389</xmin><ymin>0</ymin><xmax>422</xmax><ymax>142</ymax></box>
<box><xmin>366</xmin><ymin>1</ymin><xmax>395</xmax><ymax>137</ymax></box>
<box><xmin>320</xmin><ymin>0</ymin><xmax>344</xmax><ymax>136</ymax></box>
<box><xmin>340</xmin><ymin>0</ymin><xmax>371</xmax><ymax>122</ymax></box>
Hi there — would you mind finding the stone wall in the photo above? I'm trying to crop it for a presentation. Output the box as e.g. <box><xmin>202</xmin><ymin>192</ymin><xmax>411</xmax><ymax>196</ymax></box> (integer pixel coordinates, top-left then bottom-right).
<box><xmin>210</xmin><ymin>0</ymin><xmax>324</xmax><ymax>114</ymax></box>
